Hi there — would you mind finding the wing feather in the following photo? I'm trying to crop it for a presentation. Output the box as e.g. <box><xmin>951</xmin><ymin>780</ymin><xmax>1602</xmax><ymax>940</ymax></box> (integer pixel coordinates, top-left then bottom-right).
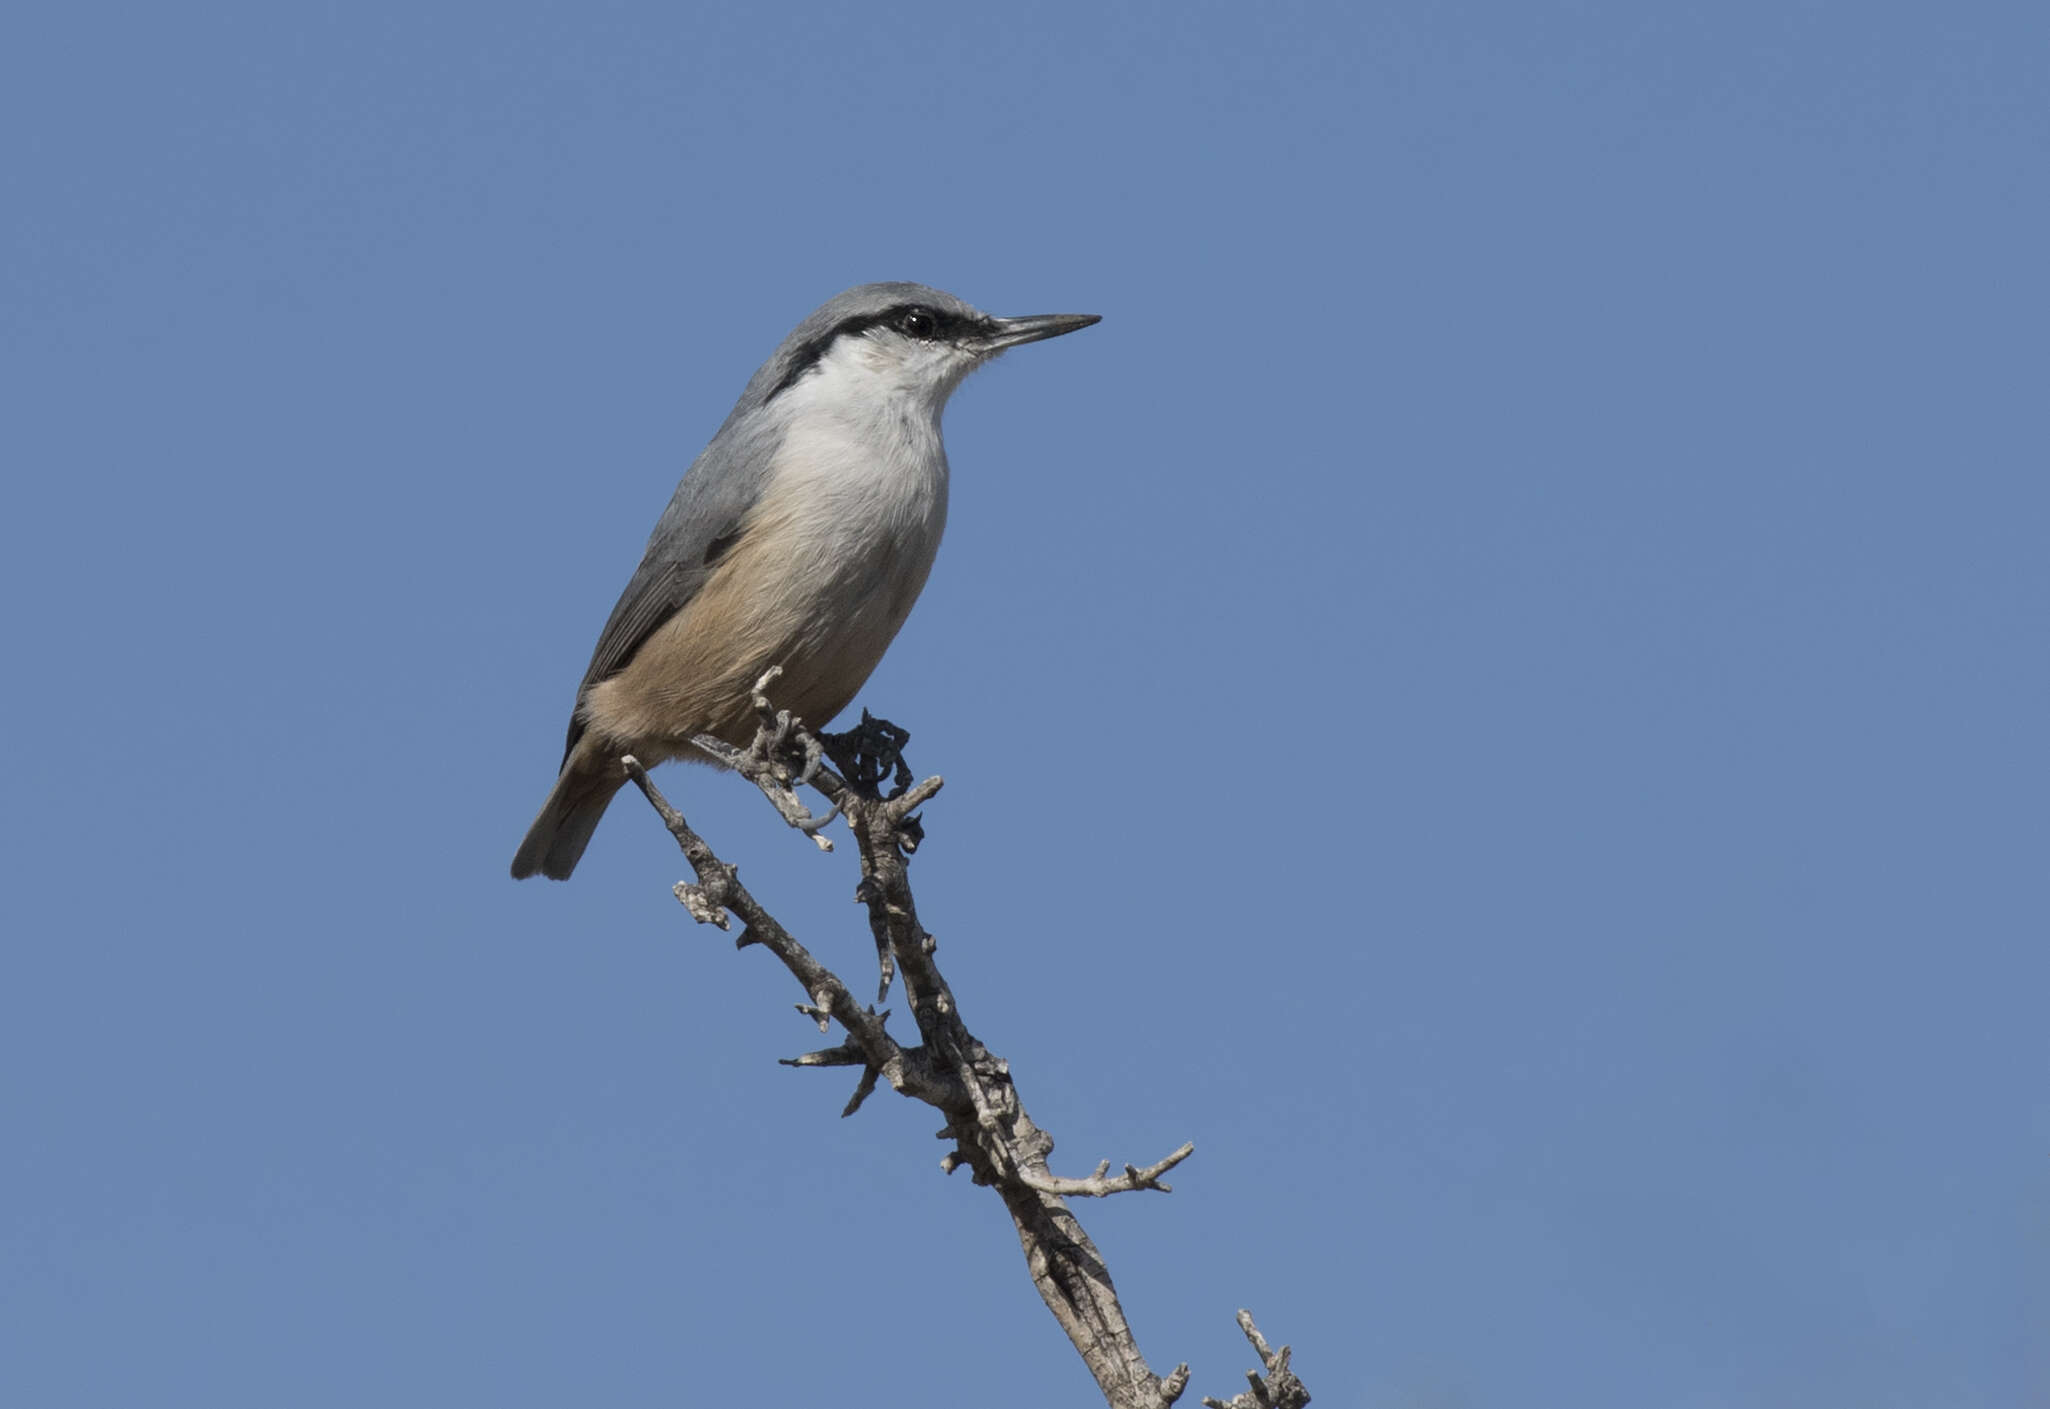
<box><xmin>556</xmin><ymin>415</ymin><xmax>786</xmax><ymax>764</ymax></box>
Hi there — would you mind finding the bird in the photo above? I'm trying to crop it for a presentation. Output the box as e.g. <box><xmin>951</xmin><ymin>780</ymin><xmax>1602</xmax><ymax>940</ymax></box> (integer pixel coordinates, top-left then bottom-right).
<box><xmin>511</xmin><ymin>282</ymin><xmax>1100</xmax><ymax>880</ymax></box>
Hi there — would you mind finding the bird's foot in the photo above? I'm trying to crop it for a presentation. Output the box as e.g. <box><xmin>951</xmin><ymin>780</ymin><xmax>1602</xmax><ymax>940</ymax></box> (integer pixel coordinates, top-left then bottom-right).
<box><xmin>819</xmin><ymin>710</ymin><xmax>915</xmax><ymax>800</ymax></box>
<box><xmin>691</xmin><ymin>728</ymin><xmax>840</xmax><ymax>850</ymax></box>
<box><xmin>687</xmin><ymin>668</ymin><xmax>840</xmax><ymax>850</ymax></box>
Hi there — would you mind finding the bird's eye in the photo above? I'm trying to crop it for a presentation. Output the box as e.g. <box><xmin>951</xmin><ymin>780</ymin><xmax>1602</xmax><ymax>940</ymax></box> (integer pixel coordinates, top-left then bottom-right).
<box><xmin>896</xmin><ymin>307</ymin><xmax>939</xmax><ymax>340</ymax></box>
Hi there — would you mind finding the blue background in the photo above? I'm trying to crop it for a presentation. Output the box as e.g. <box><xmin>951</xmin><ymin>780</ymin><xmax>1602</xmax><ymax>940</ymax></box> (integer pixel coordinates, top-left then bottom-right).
<box><xmin>5</xmin><ymin>3</ymin><xmax>2044</xmax><ymax>1404</ymax></box>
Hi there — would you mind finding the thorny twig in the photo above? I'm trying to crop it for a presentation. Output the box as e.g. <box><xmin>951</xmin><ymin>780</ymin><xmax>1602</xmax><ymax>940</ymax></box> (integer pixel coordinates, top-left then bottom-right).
<box><xmin>622</xmin><ymin>672</ymin><xmax>1310</xmax><ymax>1409</ymax></box>
<box><xmin>1200</xmin><ymin>1312</ymin><xmax>1311</xmax><ymax>1409</ymax></box>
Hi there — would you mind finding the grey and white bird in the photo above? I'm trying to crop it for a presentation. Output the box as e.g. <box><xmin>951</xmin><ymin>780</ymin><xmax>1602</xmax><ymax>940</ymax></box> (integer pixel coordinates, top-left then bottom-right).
<box><xmin>512</xmin><ymin>282</ymin><xmax>1100</xmax><ymax>880</ymax></box>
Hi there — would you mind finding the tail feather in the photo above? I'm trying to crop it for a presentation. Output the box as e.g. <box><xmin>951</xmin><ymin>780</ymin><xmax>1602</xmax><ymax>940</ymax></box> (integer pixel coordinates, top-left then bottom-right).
<box><xmin>511</xmin><ymin>753</ymin><xmax>628</xmax><ymax>880</ymax></box>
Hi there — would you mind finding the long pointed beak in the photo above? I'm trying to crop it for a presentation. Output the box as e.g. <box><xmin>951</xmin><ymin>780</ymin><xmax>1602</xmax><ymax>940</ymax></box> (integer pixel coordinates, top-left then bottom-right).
<box><xmin>976</xmin><ymin>312</ymin><xmax>1102</xmax><ymax>352</ymax></box>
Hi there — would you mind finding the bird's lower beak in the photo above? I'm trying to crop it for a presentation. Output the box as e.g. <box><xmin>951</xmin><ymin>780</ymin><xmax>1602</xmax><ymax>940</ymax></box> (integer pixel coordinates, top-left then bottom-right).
<box><xmin>976</xmin><ymin>312</ymin><xmax>1102</xmax><ymax>352</ymax></box>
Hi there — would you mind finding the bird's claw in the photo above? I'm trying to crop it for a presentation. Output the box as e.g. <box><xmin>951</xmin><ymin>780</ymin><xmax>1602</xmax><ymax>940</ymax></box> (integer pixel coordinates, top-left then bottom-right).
<box><xmin>819</xmin><ymin>710</ymin><xmax>915</xmax><ymax>799</ymax></box>
<box><xmin>684</xmin><ymin>669</ymin><xmax>842</xmax><ymax>851</ymax></box>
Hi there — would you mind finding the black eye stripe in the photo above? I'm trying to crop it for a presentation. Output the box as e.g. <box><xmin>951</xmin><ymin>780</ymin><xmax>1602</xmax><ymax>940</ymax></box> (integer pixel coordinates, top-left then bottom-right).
<box><xmin>765</xmin><ymin>304</ymin><xmax>981</xmax><ymax>401</ymax></box>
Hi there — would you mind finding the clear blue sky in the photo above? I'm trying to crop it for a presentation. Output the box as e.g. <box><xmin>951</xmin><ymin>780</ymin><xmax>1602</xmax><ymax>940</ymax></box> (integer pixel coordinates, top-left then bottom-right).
<box><xmin>4</xmin><ymin>3</ymin><xmax>2044</xmax><ymax>1405</ymax></box>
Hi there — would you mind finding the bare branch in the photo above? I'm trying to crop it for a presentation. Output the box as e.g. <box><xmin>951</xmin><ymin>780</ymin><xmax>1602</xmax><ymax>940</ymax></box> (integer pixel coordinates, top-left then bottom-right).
<box><xmin>620</xmin><ymin>758</ymin><xmax>928</xmax><ymax>1104</ymax></box>
<box><xmin>1198</xmin><ymin>1312</ymin><xmax>1310</xmax><ymax>1409</ymax></box>
<box><xmin>839</xmin><ymin>1064</ymin><xmax>881</xmax><ymax>1118</ymax></box>
<box><xmin>1017</xmin><ymin>1142</ymin><xmax>1196</xmax><ymax>1198</ymax></box>
<box><xmin>621</xmin><ymin>707</ymin><xmax>1307</xmax><ymax>1409</ymax></box>
<box><xmin>781</xmin><ymin>1041</ymin><xmax>867</xmax><ymax>1067</ymax></box>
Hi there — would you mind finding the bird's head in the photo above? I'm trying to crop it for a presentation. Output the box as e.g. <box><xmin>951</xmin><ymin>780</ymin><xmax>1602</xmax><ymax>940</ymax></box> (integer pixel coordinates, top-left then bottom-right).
<box><xmin>756</xmin><ymin>282</ymin><xmax>1100</xmax><ymax>416</ymax></box>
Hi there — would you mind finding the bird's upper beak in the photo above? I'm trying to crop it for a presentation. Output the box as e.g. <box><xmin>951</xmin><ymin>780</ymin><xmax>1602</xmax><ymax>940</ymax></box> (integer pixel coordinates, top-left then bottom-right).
<box><xmin>974</xmin><ymin>312</ymin><xmax>1102</xmax><ymax>352</ymax></box>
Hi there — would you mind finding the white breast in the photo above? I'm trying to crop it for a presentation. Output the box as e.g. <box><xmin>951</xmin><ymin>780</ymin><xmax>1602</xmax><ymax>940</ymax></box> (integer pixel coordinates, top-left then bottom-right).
<box><xmin>732</xmin><ymin>339</ymin><xmax>954</xmax><ymax>715</ymax></box>
<box><xmin>764</xmin><ymin>338</ymin><xmax>952</xmax><ymax>599</ymax></box>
